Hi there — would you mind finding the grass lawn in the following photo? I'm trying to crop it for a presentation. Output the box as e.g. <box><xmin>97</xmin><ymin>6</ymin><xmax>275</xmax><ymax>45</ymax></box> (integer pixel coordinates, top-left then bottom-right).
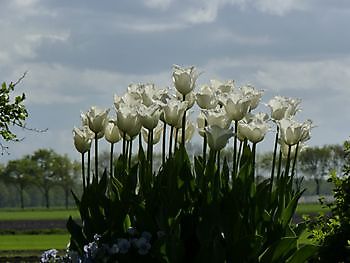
<box><xmin>0</xmin><ymin>208</ymin><xmax>79</xmax><ymax>221</ymax></box>
<box><xmin>0</xmin><ymin>234</ymin><xmax>70</xmax><ymax>251</ymax></box>
<box><xmin>296</xmin><ymin>203</ymin><xmax>330</xmax><ymax>215</ymax></box>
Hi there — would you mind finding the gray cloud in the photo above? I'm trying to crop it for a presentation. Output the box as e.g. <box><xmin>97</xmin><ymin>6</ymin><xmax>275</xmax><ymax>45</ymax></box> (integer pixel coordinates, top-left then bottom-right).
<box><xmin>1</xmin><ymin>0</ymin><xmax>350</xmax><ymax>162</ymax></box>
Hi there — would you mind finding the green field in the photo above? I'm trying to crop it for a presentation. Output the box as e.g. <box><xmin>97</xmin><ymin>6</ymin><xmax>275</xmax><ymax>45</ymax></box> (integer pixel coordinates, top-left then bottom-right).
<box><xmin>0</xmin><ymin>234</ymin><xmax>69</xmax><ymax>251</ymax></box>
<box><xmin>296</xmin><ymin>202</ymin><xmax>329</xmax><ymax>215</ymax></box>
<box><xmin>0</xmin><ymin>204</ymin><xmax>328</xmax><ymax>257</ymax></box>
<box><xmin>0</xmin><ymin>208</ymin><xmax>79</xmax><ymax>221</ymax></box>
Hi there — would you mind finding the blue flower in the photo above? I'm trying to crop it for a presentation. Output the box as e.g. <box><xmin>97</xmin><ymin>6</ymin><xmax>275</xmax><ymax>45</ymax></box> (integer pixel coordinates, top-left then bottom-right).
<box><xmin>135</xmin><ymin>237</ymin><xmax>151</xmax><ymax>255</ymax></box>
<box><xmin>117</xmin><ymin>238</ymin><xmax>130</xmax><ymax>254</ymax></box>
<box><xmin>141</xmin><ymin>231</ymin><xmax>152</xmax><ymax>242</ymax></box>
<box><xmin>83</xmin><ymin>241</ymin><xmax>98</xmax><ymax>258</ymax></box>
<box><xmin>40</xmin><ymin>249</ymin><xmax>58</xmax><ymax>262</ymax></box>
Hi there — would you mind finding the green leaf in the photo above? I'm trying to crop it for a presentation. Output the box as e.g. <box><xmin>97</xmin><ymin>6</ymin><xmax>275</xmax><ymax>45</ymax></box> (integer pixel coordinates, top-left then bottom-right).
<box><xmin>259</xmin><ymin>237</ymin><xmax>297</xmax><ymax>263</ymax></box>
<box><xmin>286</xmin><ymin>245</ymin><xmax>319</xmax><ymax>263</ymax></box>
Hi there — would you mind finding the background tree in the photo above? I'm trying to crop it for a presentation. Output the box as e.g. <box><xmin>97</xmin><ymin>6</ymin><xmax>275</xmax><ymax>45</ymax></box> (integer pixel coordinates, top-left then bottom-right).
<box><xmin>52</xmin><ymin>154</ymin><xmax>79</xmax><ymax>209</ymax></box>
<box><xmin>1</xmin><ymin>157</ymin><xmax>35</xmax><ymax>208</ymax></box>
<box><xmin>31</xmin><ymin>149</ymin><xmax>58</xmax><ymax>208</ymax></box>
<box><xmin>298</xmin><ymin>145</ymin><xmax>342</xmax><ymax>195</ymax></box>
<box><xmin>0</xmin><ymin>73</ymin><xmax>28</xmax><ymax>153</ymax></box>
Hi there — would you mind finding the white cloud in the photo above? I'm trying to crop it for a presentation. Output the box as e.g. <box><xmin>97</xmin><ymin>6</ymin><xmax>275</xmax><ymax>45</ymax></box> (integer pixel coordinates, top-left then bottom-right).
<box><xmin>143</xmin><ymin>0</ymin><xmax>173</xmax><ymax>10</ymax></box>
<box><xmin>254</xmin><ymin>0</ymin><xmax>308</xmax><ymax>15</ymax></box>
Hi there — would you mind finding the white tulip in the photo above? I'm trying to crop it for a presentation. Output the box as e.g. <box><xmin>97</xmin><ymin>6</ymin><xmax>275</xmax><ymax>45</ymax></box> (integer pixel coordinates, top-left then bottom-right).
<box><xmin>268</xmin><ymin>96</ymin><xmax>301</xmax><ymax>121</ymax></box>
<box><xmin>138</xmin><ymin>104</ymin><xmax>161</xmax><ymax>130</ymax></box>
<box><xmin>210</xmin><ymin>79</ymin><xmax>235</xmax><ymax>95</ymax></box>
<box><xmin>176</xmin><ymin>121</ymin><xmax>195</xmax><ymax>144</ymax></box>
<box><xmin>117</xmin><ymin>104</ymin><xmax>142</xmax><ymax>139</ymax></box>
<box><xmin>279</xmin><ymin>118</ymin><xmax>312</xmax><ymax>146</ymax></box>
<box><xmin>104</xmin><ymin>119</ymin><xmax>121</xmax><ymax>144</ymax></box>
<box><xmin>196</xmin><ymin>84</ymin><xmax>218</xmax><ymax>109</ymax></box>
<box><xmin>162</xmin><ymin>98</ymin><xmax>188</xmax><ymax>127</ymax></box>
<box><xmin>203</xmin><ymin>107</ymin><xmax>230</xmax><ymax>129</ymax></box>
<box><xmin>205</xmin><ymin>125</ymin><xmax>234</xmax><ymax>152</ymax></box>
<box><xmin>86</xmin><ymin>106</ymin><xmax>110</xmax><ymax>135</ymax></box>
<box><xmin>238</xmin><ymin>119</ymin><xmax>269</xmax><ymax>144</ymax></box>
<box><xmin>172</xmin><ymin>65</ymin><xmax>198</xmax><ymax>96</ymax></box>
<box><xmin>73</xmin><ymin>126</ymin><xmax>93</xmax><ymax>154</ymax></box>
<box><xmin>222</xmin><ymin>90</ymin><xmax>251</xmax><ymax>121</ymax></box>
<box><xmin>241</xmin><ymin>85</ymin><xmax>263</xmax><ymax>110</ymax></box>
<box><xmin>141</xmin><ymin>123</ymin><xmax>163</xmax><ymax>145</ymax></box>
<box><xmin>176</xmin><ymin>91</ymin><xmax>195</xmax><ymax>110</ymax></box>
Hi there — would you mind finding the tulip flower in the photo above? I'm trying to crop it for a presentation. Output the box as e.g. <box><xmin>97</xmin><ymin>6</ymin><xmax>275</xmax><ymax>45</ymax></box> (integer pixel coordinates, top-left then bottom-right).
<box><xmin>73</xmin><ymin>126</ymin><xmax>93</xmax><ymax>154</ymax></box>
<box><xmin>141</xmin><ymin>123</ymin><xmax>163</xmax><ymax>145</ymax></box>
<box><xmin>176</xmin><ymin>121</ymin><xmax>195</xmax><ymax>145</ymax></box>
<box><xmin>117</xmin><ymin>104</ymin><xmax>142</xmax><ymax>139</ymax></box>
<box><xmin>238</xmin><ymin>119</ymin><xmax>269</xmax><ymax>144</ymax></box>
<box><xmin>279</xmin><ymin>118</ymin><xmax>312</xmax><ymax>146</ymax></box>
<box><xmin>222</xmin><ymin>91</ymin><xmax>251</xmax><ymax>122</ymax></box>
<box><xmin>163</xmin><ymin>98</ymin><xmax>188</xmax><ymax>128</ymax></box>
<box><xmin>211</xmin><ymin>79</ymin><xmax>235</xmax><ymax>95</ymax></box>
<box><xmin>104</xmin><ymin>119</ymin><xmax>121</xmax><ymax>144</ymax></box>
<box><xmin>241</xmin><ymin>85</ymin><xmax>264</xmax><ymax>110</ymax></box>
<box><xmin>138</xmin><ymin>104</ymin><xmax>161</xmax><ymax>131</ymax></box>
<box><xmin>202</xmin><ymin>107</ymin><xmax>231</xmax><ymax>129</ymax></box>
<box><xmin>285</xmin><ymin>98</ymin><xmax>302</xmax><ymax>118</ymax></box>
<box><xmin>268</xmin><ymin>96</ymin><xmax>301</xmax><ymax>121</ymax></box>
<box><xmin>73</xmin><ymin>126</ymin><xmax>93</xmax><ymax>189</ymax></box>
<box><xmin>196</xmin><ymin>84</ymin><xmax>218</xmax><ymax>109</ymax></box>
<box><xmin>104</xmin><ymin>119</ymin><xmax>121</xmax><ymax>177</ymax></box>
<box><xmin>197</xmin><ymin>112</ymin><xmax>206</xmax><ymax>138</ymax></box>
<box><xmin>140</xmin><ymin>83</ymin><xmax>169</xmax><ymax>107</ymax></box>
<box><xmin>172</xmin><ymin>65</ymin><xmax>198</xmax><ymax>96</ymax></box>
<box><xmin>205</xmin><ymin>125</ymin><xmax>234</xmax><ymax>152</ymax></box>
<box><xmin>114</xmin><ymin>88</ymin><xmax>142</xmax><ymax>110</ymax></box>
<box><xmin>86</xmin><ymin>106</ymin><xmax>110</xmax><ymax>135</ymax></box>
<box><xmin>176</xmin><ymin>91</ymin><xmax>195</xmax><ymax>110</ymax></box>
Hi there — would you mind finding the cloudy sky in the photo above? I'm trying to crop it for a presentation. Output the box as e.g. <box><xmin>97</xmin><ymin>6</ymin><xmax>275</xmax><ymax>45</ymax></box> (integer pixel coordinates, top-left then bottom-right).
<box><xmin>1</xmin><ymin>0</ymin><xmax>350</xmax><ymax>162</ymax></box>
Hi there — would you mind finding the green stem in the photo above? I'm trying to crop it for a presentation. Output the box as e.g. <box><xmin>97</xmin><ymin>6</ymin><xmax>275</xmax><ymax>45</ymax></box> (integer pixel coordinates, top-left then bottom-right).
<box><xmin>203</xmin><ymin>119</ymin><xmax>207</xmax><ymax>164</ymax></box>
<box><xmin>162</xmin><ymin>121</ymin><xmax>166</xmax><ymax>165</ymax></box>
<box><xmin>128</xmin><ymin>139</ymin><xmax>133</xmax><ymax>170</ymax></box>
<box><xmin>81</xmin><ymin>153</ymin><xmax>85</xmax><ymax>190</ymax></box>
<box><xmin>291</xmin><ymin>142</ymin><xmax>299</xmax><ymax>182</ymax></box>
<box><xmin>122</xmin><ymin>133</ymin><xmax>126</xmax><ymax>157</ymax></box>
<box><xmin>284</xmin><ymin>145</ymin><xmax>292</xmax><ymax>177</ymax></box>
<box><xmin>217</xmin><ymin>150</ymin><xmax>221</xmax><ymax>172</ymax></box>
<box><xmin>87</xmin><ymin>149</ymin><xmax>91</xmax><ymax>187</ymax></box>
<box><xmin>150</xmin><ymin>129</ymin><xmax>153</xmax><ymax>176</ymax></box>
<box><xmin>174</xmin><ymin>128</ymin><xmax>179</xmax><ymax>152</ymax></box>
<box><xmin>169</xmin><ymin>126</ymin><xmax>174</xmax><ymax>158</ymax></box>
<box><xmin>233</xmin><ymin>120</ymin><xmax>238</xmax><ymax>176</ymax></box>
<box><xmin>252</xmin><ymin>143</ymin><xmax>257</xmax><ymax>178</ymax></box>
<box><xmin>95</xmin><ymin>133</ymin><xmax>98</xmax><ymax>180</ymax></box>
<box><xmin>182</xmin><ymin>94</ymin><xmax>186</xmax><ymax>148</ymax></box>
<box><xmin>277</xmin><ymin>149</ymin><xmax>283</xmax><ymax>180</ymax></box>
<box><xmin>270</xmin><ymin>126</ymin><xmax>279</xmax><ymax>193</ymax></box>
<box><xmin>110</xmin><ymin>143</ymin><xmax>114</xmax><ymax>179</ymax></box>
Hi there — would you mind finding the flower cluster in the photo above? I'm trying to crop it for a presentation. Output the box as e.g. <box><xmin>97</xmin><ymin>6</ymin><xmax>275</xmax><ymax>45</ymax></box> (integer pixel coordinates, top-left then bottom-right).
<box><xmin>72</xmin><ymin>64</ymin><xmax>313</xmax><ymax>187</ymax></box>
<box><xmin>41</xmin><ymin>229</ymin><xmax>156</xmax><ymax>262</ymax></box>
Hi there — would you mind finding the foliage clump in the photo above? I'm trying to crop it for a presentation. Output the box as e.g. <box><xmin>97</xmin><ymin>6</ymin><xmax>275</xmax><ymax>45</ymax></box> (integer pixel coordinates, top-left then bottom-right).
<box><xmin>0</xmin><ymin>74</ymin><xmax>28</xmax><ymax>148</ymax></box>
<box><xmin>307</xmin><ymin>139</ymin><xmax>350</xmax><ymax>262</ymax></box>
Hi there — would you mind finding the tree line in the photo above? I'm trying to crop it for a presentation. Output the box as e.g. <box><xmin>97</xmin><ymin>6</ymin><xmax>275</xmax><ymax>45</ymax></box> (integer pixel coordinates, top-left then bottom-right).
<box><xmin>0</xmin><ymin>144</ymin><xmax>345</xmax><ymax>209</ymax></box>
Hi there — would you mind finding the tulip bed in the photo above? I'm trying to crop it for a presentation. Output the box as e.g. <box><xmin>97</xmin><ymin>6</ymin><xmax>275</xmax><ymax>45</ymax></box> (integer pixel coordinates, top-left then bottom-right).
<box><xmin>44</xmin><ymin>65</ymin><xmax>318</xmax><ymax>262</ymax></box>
